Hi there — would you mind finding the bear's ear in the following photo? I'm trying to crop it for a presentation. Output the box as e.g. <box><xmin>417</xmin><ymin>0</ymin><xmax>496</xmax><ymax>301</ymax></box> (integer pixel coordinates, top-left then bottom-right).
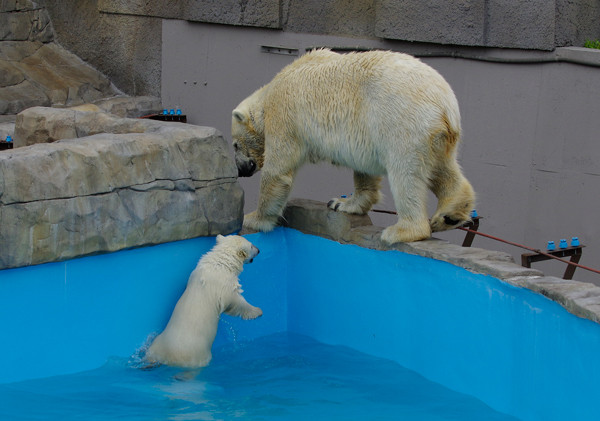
<box><xmin>216</xmin><ymin>234</ymin><xmax>225</xmax><ymax>244</ymax></box>
<box><xmin>232</xmin><ymin>109</ymin><xmax>246</xmax><ymax>123</ymax></box>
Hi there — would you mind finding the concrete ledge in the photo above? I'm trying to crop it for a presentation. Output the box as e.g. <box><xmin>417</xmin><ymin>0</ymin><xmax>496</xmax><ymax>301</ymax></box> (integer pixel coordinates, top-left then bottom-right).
<box><xmin>280</xmin><ymin>198</ymin><xmax>600</xmax><ymax>325</ymax></box>
<box><xmin>98</xmin><ymin>0</ymin><xmax>280</xmax><ymax>29</ymax></box>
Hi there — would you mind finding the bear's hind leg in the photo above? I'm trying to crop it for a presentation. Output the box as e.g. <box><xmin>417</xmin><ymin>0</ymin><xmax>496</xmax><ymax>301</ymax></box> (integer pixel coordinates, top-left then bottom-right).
<box><xmin>328</xmin><ymin>172</ymin><xmax>382</xmax><ymax>215</ymax></box>
<box><xmin>381</xmin><ymin>169</ymin><xmax>431</xmax><ymax>244</ymax></box>
<box><xmin>429</xmin><ymin>162</ymin><xmax>475</xmax><ymax>232</ymax></box>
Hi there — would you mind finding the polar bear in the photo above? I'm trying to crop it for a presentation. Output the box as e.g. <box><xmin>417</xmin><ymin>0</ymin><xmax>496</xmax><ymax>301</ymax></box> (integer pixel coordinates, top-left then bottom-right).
<box><xmin>232</xmin><ymin>49</ymin><xmax>475</xmax><ymax>244</ymax></box>
<box><xmin>145</xmin><ymin>235</ymin><xmax>262</xmax><ymax>368</ymax></box>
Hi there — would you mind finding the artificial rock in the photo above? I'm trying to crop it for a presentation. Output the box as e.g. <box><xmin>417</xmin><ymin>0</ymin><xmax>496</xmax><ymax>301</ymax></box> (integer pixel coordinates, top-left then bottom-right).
<box><xmin>0</xmin><ymin>109</ymin><xmax>243</xmax><ymax>269</ymax></box>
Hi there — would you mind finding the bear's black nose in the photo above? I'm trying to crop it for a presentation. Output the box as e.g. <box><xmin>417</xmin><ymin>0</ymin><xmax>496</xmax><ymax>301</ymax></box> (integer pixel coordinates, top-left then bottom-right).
<box><xmin>237</xmin><ymin>160</ymin><xmax>257</xmax><ymax>177</ymax></box>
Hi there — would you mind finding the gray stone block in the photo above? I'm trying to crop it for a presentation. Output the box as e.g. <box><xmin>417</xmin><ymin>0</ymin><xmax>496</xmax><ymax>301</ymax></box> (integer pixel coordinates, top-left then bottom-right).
<box><xmin>98</xmin><ymin>0</ymin><xmax>280</xmax><ymax>28</ymax></box>
<box><xmin>375</xmin><ymin>0</ymin><xmax>485</xmax><ymax>46</ymax></box>
<box><xmin>485</xmin><ymin>0</ymin><xmax>555</xmax><ymax>50</ymax></box>
<box><xmin>282</xmin><ymin>198</ymin><xmax>373</xmax><ymax>243</ymax></box>
<box><xmin>285</xmin><ymin>0</ymin><xmax>376</xmax><ymax>38</ymax></box>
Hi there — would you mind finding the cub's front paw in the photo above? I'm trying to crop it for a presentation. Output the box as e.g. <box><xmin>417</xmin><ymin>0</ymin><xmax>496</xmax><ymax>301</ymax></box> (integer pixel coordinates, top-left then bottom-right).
<box><xmin>242</xmin><ymin>306</ymin><xmax>263</xmax><ymax>320</ymax></box>
<box><xmin>243</xmin><ymin>211</ymin><xmax>277</xmax><ymax>232</ymax></box>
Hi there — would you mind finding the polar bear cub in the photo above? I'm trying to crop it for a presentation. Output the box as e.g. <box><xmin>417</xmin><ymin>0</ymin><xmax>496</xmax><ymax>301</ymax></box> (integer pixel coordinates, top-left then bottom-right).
<box><xmin>145</xmin><ymin>235</ymin><xmax>262</xmax><ymax>368</ymax></box>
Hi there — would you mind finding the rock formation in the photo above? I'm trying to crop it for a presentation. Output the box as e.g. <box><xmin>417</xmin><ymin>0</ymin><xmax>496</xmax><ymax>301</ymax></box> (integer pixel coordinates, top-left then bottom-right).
<box><xmin>0</xmin><ymin>108</ymin><xmax>243</xmax><ymax>269</ymax></box>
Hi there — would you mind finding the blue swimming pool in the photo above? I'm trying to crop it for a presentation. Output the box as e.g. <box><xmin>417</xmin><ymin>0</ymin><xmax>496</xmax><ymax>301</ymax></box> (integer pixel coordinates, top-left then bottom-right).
<box><xmin>1</xmin><ymin>228</ymin><xmax>599</xmax><ymax>420</ymax></box>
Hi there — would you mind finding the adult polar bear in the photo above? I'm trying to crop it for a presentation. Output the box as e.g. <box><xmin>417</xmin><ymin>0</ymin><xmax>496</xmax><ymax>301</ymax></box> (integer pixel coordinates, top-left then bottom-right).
<box><xmin>232</xmin><ymin>49</ymin><xmax>475</xmax><ymax>244</ymax></box>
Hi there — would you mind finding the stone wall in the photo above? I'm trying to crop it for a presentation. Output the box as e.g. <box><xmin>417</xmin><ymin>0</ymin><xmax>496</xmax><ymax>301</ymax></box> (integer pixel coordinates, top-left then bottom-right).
<box><xmin>34</xmin><ymin>0</ymin><xmax>600</xmax><ymax>97</ymax></box>
<box><xmin>0</xmin><ymin>0</ymin><xmax>122</xmax><ymax>115</ymax></box>
<box><xmin>96</xmin><ymin>0</ymin><xmax>600</xmax><ymax>50</ymax></box>
<box><xmin>0</xmin><ymin>0</ymin><xmax>53</xmax><ymax>43</ymax></box>
<box><xmin>36</xmin><ymin>0</ymin><xmax>162</xmax><ymax>98</ymax></box>
<box><xmin>0</xmin><ymin>107</ymin><xmax>243</xmax><ymax>269</ymax></box>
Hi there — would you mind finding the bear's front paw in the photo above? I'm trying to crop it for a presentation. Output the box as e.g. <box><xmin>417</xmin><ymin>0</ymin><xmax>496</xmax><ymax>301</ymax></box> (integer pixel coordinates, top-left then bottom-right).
<box><xmin>430</xmin><ymin>214</ymin><xmax>468</xmax><ymax>232</ymax></box>
<box><xmin>243</xmin><ymin>211</ymin><xmax>277</xmax><ymax>232</ymax></box>
<box><xmin>242</xmin><ymin>306</ymin><xmax>263</xmax><ymax>320</ymax></box>
<box><xmin>327</xmin><ymin>196</ymin><xmax>367</xmax><ymax>215</ymax></box>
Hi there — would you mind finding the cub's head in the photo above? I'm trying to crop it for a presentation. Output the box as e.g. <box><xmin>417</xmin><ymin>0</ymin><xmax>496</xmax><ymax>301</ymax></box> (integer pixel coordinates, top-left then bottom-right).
<box><xmin>215</xmin><ymin>234</ymin><xmax>260</xmax><ymax>264</ymax></box>
<box><xmin>231</xmin><ymin>91</ymin><xmax>266</xmax><ymax>177</ymax></box>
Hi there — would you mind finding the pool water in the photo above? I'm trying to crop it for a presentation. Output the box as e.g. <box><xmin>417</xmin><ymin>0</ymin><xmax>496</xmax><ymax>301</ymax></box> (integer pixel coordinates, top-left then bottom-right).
<box><xmin>2</xmin><ymin>228</ymin><xmax>600</xmax><ymax>420</ymax></box>
<box><xmin>0</xmin><ymin>332</ymin><xmax>518</xmax><ymax>421</ymax></box>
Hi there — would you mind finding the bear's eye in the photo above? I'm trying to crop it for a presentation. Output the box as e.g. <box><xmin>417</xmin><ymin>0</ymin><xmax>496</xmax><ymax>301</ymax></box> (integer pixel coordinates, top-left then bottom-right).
<box><xmin>233</xmin><ymin>142</ymin><xmax>239</xmax><ymax>151</ymax></box>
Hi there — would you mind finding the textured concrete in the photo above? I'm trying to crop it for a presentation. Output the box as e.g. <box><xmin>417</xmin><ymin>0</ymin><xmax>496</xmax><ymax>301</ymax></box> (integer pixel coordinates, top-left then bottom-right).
<box><xmin>375</xmin><ymin>0</ymin><xmax>556</xmax><ymax>50</ymax></box>
<box><xmin>485</xmin><ymin>0</ymin><xmax>555</xmax><ymax>50</ymax></box>
<box><xmin>0</xmin><ymin>0</ymin><xmax>54</xmax><ymax>43</ymax></box>
<box><xmin>0</xmin><ymin>41</ymin><xmax>121</xmax><ymax>114</ymax></box>
<box><xmin>556</xmin><ymin>0</ymin><xmax>600</xmax><ymax>48</ymax></box>
<box><xmin>30</xmin><ymin>0</ymin><xmax>600</xmax><ymax>100</ymax></box>
<box><xmin>36</xmin><ymin>0</ymin><xmax>162</xmax><ymax>97</ymax></box>
<box><xmin>0</xmin><ymin>110</ymin><xmax>243</xmax><ymax>269</ymax></box>
<box><xmin>278</xmin><ymin>198</ymin><xmax>600</xmax><ymax>325</ymax></box>
<box><xmin>98</xmin><ymin>0</ymin><xmax>280</xmax><ymax>28</ymax></box>
<box><xmin>375</xmin><ymin>0</ymin><xmax>485</xmax><ymax>47</ymax></box>
<box><xmin>1</xmin><ymin>0</ymin><xmax>122</xmax><ymax>112</ymax></box>
<box><xmin>284</xmin><ymin>0</ymin><xmax>376</xmax><ymax>38</ymax></box>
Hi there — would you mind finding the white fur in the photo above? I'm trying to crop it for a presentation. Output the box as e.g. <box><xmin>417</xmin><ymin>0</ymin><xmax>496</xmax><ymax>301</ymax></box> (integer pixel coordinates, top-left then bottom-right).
<box><xmin>232</xmin><ymin>49</ymin><xmax>475</xmax><ymax>244</ymax></box>
<box><xmin>145</xmin><ymin>235</ymin><xmax>262</xmax><ymax>368</ymax></box>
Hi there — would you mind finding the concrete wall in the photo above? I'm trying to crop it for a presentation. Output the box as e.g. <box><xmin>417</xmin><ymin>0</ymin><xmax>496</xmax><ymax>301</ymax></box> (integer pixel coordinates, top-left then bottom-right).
<box><xmin>161</xmin><ymin>21</ymin><xmax>600</xmax><ymax>286</ymax></box>
<box><xmin>36</xmin><ymin>0</ymin><xmax>162</xmax><ymax>97</ymax></box>
<box><xmin>36</xmin><ymin>1</ymin><xmax>600</xmax><ymax>97</ymax></box>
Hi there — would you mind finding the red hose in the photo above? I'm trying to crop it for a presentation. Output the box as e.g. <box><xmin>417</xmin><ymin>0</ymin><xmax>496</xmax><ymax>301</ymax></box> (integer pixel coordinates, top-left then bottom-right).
<box><xmin>456</xmin><ymin>226</ymin><xmax>600</xmax><ymax>276</ymax></box>
<box><xmin>370</xmin><ymin>209</ymin><xmax>600</xmax><ymax>276</ymax></box>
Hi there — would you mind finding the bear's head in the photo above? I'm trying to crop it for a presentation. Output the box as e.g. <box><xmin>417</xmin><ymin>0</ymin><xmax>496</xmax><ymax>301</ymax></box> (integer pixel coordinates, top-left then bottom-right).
<box><xmin>215</xmin><ymin>234</ymin><xmax>260</xmax><ymax>264</ymax></box>
<box><xmin>231</xmin><ymin>90</ymin><xmax>266</xmax><ymax>177</ymax></box>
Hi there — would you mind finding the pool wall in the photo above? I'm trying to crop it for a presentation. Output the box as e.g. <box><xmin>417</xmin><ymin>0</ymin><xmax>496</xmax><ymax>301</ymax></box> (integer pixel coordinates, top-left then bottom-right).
<box><xmin>2</xmin><ymin>200</ymin><xmax>600</xmax><ymax>421</ymax></box>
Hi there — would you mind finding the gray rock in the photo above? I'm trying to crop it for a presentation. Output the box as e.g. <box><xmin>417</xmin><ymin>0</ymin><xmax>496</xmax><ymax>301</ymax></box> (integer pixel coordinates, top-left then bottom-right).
<box><xmin>14</xmin><ymin>105</ymin><xmax>162</xmax><ymax>147</ymax></box>
<box><xmin>0</xmin><ymin>79</ymin><xmax>49</xmax><ymax>114</ymax></box>
<box><xmin>91</xmin><ymin>96</ymin><xmax>162</xmax><ymax>118</ymax></box>
<box><xmin>0</xmin><ymin>0</ymin><xmax>53</xmax><ymax>43</ymax></box>
<box><xmin>0</xmin><ymin>109</ymin><xmax>243</xmax><ymax>269</ymax></box>
<box><xmin>0</xmin><ymin>58</ymin><xmax>25</xmax><ymax>87</ymax></box>
<box><xmin>0</xmin><ymin>40</ymin><xmax>121</xmax><ymax>115</ymax></box>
